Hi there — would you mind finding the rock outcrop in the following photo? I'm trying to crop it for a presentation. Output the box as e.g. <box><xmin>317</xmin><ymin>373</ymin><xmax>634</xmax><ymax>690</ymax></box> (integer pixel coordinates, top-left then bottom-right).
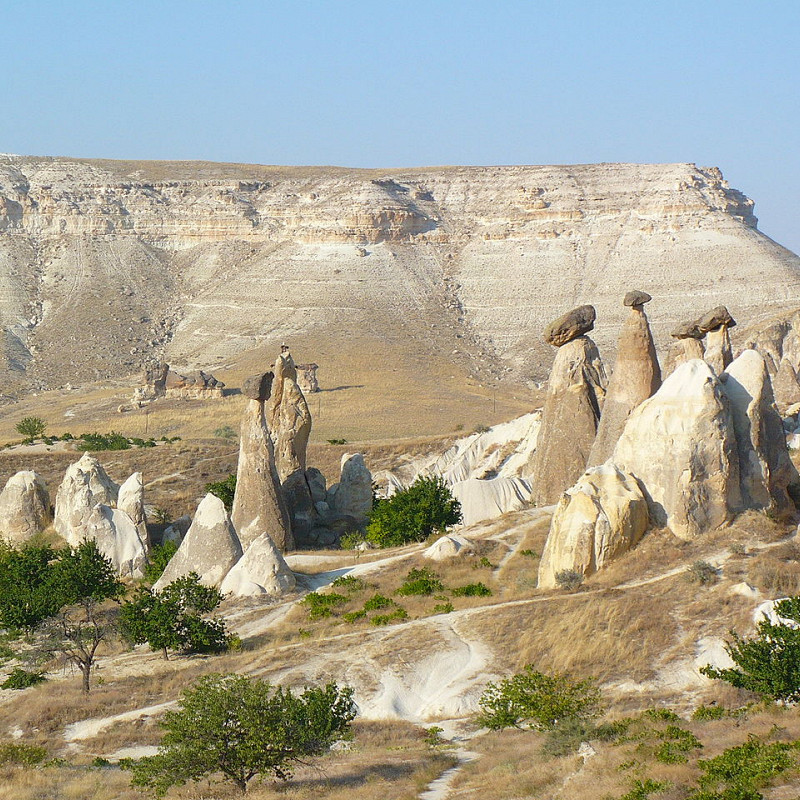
<box><xmin>118</xmin><ymin>472</ymin><xmax>149</xmax><ymax>549</ymax></box>
<box><xmin>83</xmin><ymin>504</ymin><xmax>148</xmax><ymax>578</ymax></box>
<box><xmin>230</xmin><ymin>371</ymin><xmax>294</xmax><ymax>552</ymax></box>
<box><xmin>544</xmin><ymin>305</ymin><xmax>596</xmax><ymax>347</ymax></box>
<box><xmin>450</xmin><ymin>477</ymin><xmax>532</xmax><ymax>526</ymax></box>
<box><xmin>666</xmin><ymin>320</ymin><xmax>705</xmax><ymax>374</ymax></box>
<box><xmin>219</xmin><ymin>533</ymin><xmax>296</xmax><ymax>597</ymax></box>
<box><xmin>134</xmin><ymin>364</ymin><xmax>224</xmax><ymax>403</ymax></box>
<box><xmin>612</xmin><ymin>359</ymin><xmax>741</xmax><ymax>540</ymax></box>
<box><xmin>0</xmin><ymin>471</ymin><xmax>51</xmax><ymax>544</ymax></box>
<box><xmin>161</xmin><ymin>514</ymin><xmax>191</xmax><ymax>544</ymax></box>
<box><xmin>153</xmin><ymin>493</ymin><xmax>242</xmax><ymax>590</ymax></box>
<box><xmin>327</xmin><ymin>454</ymin><xmax>373</xmax><ymax>520</ymax></box>
<box><xmin>531</xmin><ymin>320</ymin><xmax>607</xmax><ymax>505</ymax></box>
<box><xmin>721</xmin><ymin>349</ymin><xmax>800</xmax><ymax>519</ymax></box>
<box><xmin>588</xmin><ymin>292</ymin><xmax>661</xmax><ymax>466</ymax></box>
<box><xmin>538</xmin><ymin>463</ymin><xmax>649</xmax><ymax>589</ymax></box>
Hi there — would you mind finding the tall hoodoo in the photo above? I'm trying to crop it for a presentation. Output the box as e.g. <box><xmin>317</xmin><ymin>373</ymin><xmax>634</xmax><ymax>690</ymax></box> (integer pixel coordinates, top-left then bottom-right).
<box><xmin>530</xmin><ymin>305</ymin><xmax>607</xmax><ymax>506</ymax></box>
<box><xmin>588</xmin><ymin>291</ymin><xmax>661</xmax><ymax>466</ymax></box>
<box><xmin>230</xmin><ymin>371</ymin><xmax>294</xmax><ymax>552</ymax></box>
<box><xmin>666</xmin><ymin>319</ymin><xmax>705</xmax><ymax>374</ymax></box>
<box><xmin>698</xmin><ymin>305</ymin><xmax>736</xmax><ymax>375</ymax></box>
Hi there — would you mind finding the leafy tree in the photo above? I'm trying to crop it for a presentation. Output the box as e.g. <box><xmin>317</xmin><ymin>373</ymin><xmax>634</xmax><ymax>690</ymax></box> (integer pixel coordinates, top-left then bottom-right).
<box><xmin>15</xmin><ymin>416</ymin><xmax>46</xmax><ymax>442</ymax></box>
<box><xmin>119</xmin><ymin>574</ymin><xmax>229</xmax><ymax>659</ymax></box>
<box><xmin>205</xmin><ymin>474</ymin><xmax>237</xmax><ymax>511</ymax></box>
<box><xmin>365</xmin><ymin>476</ymin><xmax>462</xmax><ymax>548</ymax></box>
<box><xmin>477</xmin><ymin>665</ymin><xmax>602</xmax><ymax>731</ymax></box>
<box><xmin>701</xmin><ymin>597</ymin><xmax>800</xmax><ymax>701</ymax></box>
<box><xmin>52</xmin><ymin>540</ymin><xmax>125</xmax><ymax>606</ymax></box>
<box><xmin>143</xmin><ymin>541</ymin><xmax>179</xmax><ymax>584</ymax></box>
<box><xmin>0</xmin><ymin>543</ymin><xmax>63</xmax><ymax>632</ymax></box>
<box><xmin>123</xmin><ymin>673</ymin><xmax>357</xmax><ymax>795</ymax></box>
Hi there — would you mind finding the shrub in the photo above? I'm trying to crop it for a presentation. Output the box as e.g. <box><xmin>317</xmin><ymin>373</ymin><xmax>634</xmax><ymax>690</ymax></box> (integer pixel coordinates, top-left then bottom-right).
<box><xmin>555</xmin><ymin>569</ymin><xmax>584</xmax><ymax>591</ymax></box>
<box><xmin>692</xmin><ymin>704</ymin><xmax>728</xmax><ymax>721</ymax></box>
<box><xmin>15</xmin><ymin>417</ymin><xmax>46</xmax><ymax>442</ymax></box>
<box><xmin>1</xmin><ymin>667</ymin><xmax>46</xmax><ymax>689</ymax></box>
<box><xmin>331</xmin><ymin>575</ymin><xmax>367</xmax><ymax>593</ymax></box>
<box><xmin>301</xmin><ymin>592</ymin><xmax>348</xmax><ymax>620</ymax></box>
<box><xmin>213</xmin><ymin>425</ymin><xmax>237</xmax><ymax>440</ymax></box>
<box><xmin>339</xmin><ymin>531</ymin><xmax>367</xmax><ymax>550</ymax></box>
<box><xmin>342</xmin><ymin>610</ymin><xmax>366</xmax><ymax>624</ymax></box>
<box><xmin>371</xmin><ymin>607</ymin><xmax>408</xmax><ymax>626</ymax></box>
<box><xmin>0</xmin><ymin>741</ymin><xmax>48</xmax><ymax>766</ymax></box>
<box><xmin>452</xmin><ymin>582</ymin><xmax>492</xmax><ymax>597</ymax></box>
<box><xmin>396</xmin><ymin>567</ymin><xmax>444</xmax><ymax>596</ymax></box>
<box><xmin>687</xmin><ymin>560</ymin><xmax>719</xmax><ymax>585</ymax></box>
<box><xmin>477</xmin><ymin>666</ymin><xmax>602</xmax><ymax>731</ymax></box>
<box><xmin>205</xmin><ymin>473</ymin><xmax>237</xmax><ymax>511</ymax></box>
<box><xmin>520</xmin><ymin>549</ymin><xmax>539</xmax><ymax>558</ymax></box>
<box><xmin>143</xmin><ymin>541</ymin><xmax>179</xmax><ymax>584</ymax></box>
<box><xmin>365</xmin><ymin>476</ymin><xmax>462</xmax><ymax>548</ymax></box>
<box><xmin>79</xmin><ymin>431</ymin><xmax>132</xmax><ymax>451</ymax></box>
<box><xmin>619</xmin><ymin>779</ymin><xmax>671</xmax><ymax>800</ymax></box>
<box><xmin>327</xmin><ymin>438</ymin><xmax>348</xmax><ymax>445</ymax></box>
<box><xmin>362</xmin><ymin>593</ymin><xmax>393</xmax><ymax>611</ymax></box>
<box><xmin>433</xmin><ymin>601</ymin><xmax>454</xmax><ymax>614</ymax></box>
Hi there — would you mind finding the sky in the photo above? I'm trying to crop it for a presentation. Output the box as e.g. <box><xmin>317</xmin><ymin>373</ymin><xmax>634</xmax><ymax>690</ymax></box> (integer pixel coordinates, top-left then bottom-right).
<box><xmin>1</xmin><ymin>0</ymin><xmax>798</xmax><ymax>252</ymax></box>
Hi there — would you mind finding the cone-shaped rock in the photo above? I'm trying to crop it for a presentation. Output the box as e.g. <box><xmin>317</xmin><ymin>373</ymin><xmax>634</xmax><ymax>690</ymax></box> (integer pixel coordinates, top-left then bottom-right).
<box><xmin>118</xmin><ymin>472</ymin><xmax>149</xmax><ymax>550</ymax></box>
<box><xmin>721</xmin><ymin>349</ymin><xmax>800</xmax><ymax>519</ymax></box>
<box><xmin>612</xmin><ymin>359</ymin><xmax>741</xmax><ymax>540</ymax></box>
<box><xmin>588</xmin><ymin>298</ymin><xmax>661</xmax><ymax>466</ymax></box>
<box><xmin>538</xmin><ymin>463</ymin><xmax>649</xmax><ymax>589</ymax></box>
<box><xmin>231</xmin><ymin>372</ymin><xmax>294</xmax><ymax>552</ymax></box>
<box><xmin>0</xmin><ymin>471</ymin><xmax>51</xmax><ymax>544</ymax></box>
<box><xmin>219</xmin><ymin>532</ymin><xmax>296</xmax><ymax>597</ymax></box>
<box><xmin>84</xmin><ymin>504</ymin><xmax>148</xmax><ymax>578</ymax></box>
<box><xmin>153</xmin><ymin>493</ymin><xmax>243</xmax><ymax>590</ymax></box>
<box><xmin>530</xmin><ymin>335</ymin><xmax>607</xmax><ymax>505</ymax></box>
<box><xmin>327</xmin><ymin>453</ymin><xmax>373</xmax><ymax>520</ymax></box>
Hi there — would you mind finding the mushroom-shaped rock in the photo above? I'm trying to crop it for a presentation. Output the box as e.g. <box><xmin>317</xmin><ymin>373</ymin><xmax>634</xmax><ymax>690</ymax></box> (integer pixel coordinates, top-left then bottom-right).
<box><xmin>449</xmin><ymin>477</ymin><xmax>532</xmax><ymax>526</ymax></box>
<box><xmin>328</xmin><ymin>454</ymin><xmax>373</xmax><ymax>521</ymax></box>
<box><xmin>54</xmin><ymin>453</ymin><xmax>119</xmax><ymax>544</ymax></box>
<box><xmin>698</xmin><ymin>306</ymin><xmax>736</xmax><ymax>374</ymax></box>
<box><xmin>0</xmin><ymin>471</ymin><xmax>51</xmax><ymax>544</ymax></box>
<box><xmin>230</xmin><ymin>382</ymin><xmax>293</xmax><ymax>552</ymax></box>
<box><xmin>721</xmin><ymin>349</ymin><xmax>800</xmax><ymax>519</ymax></box>
<box><xmin>543</xmin><ymin>305</ymin><xmax>597</xmax><ymax>347</ymax></box>
<box><xmin>672</xmin><ymin>320</ymin><xmax>704</xmax><ymax>340</ymax></box>
<box><xmin>538</xmin><ymin>463</ymin><xmax>649</xmax><ymax>589</ymax></box>
<box><xmin>530</xmin><ymin>336</ymin><xmax>607</xmax><ymax>505</ymax></box>
<box><xmin>219</xmin><ymin>532</ymin><xmax>296</xmax><ymax>597</ymax></box>
<box><xmin>153</xmin><ymin>494</ymin><xmax>243</xmax><ymax>590</ymax></box>
<box><xmin>588</xmin><ymin>298</ymin><xmax>661</xmax><ymax>466</ymax></box>
<box><xmin>666</xmin><ymin>320</ymin><xmax>706</xmax><ymax>373</ymax></box>
<box><xmin>697</xmin><ymin>306</ymin><xmax>737</xmax><ymax>334</ymax></box>
<box><xmin>84</xmin><ymin>504</ymin><xmax>148</xmax><ymax>578</ymax></box>
<box><xmin>623</xmin><ymin>290</ymin><xmax>651</xmax><ymax>307</ymax></box>
<box><xmin>118</xmin><ymin>472</ymin><xmax>149</xmax><ymax>550</ymax></box>
<box><xmin>612</xmin><ymin>359</ymin><xmax>741</xmax><ymax>540</ymax></box>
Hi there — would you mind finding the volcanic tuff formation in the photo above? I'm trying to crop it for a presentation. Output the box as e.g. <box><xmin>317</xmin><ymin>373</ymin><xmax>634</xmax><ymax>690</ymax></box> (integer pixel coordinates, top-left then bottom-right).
<box><xmin>0</xmin><ymin>156</ymin><xmax>799</xmax><ymax>395</ymax></box>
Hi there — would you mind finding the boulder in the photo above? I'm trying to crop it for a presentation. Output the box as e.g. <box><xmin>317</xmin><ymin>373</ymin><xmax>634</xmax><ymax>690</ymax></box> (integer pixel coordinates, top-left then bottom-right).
<box><xmin>281</xmin><ymin>471</ymin><xmax>318</xmax><ymax>546</ymax></box>
<box><xmin>230</xmin><ymin>392</ymin><xmax>293</xmax><ymax>552</ymax></box>
<box><xmin>772</xmin><ymin>359</ymin><xmax>800</xmax><ymax>409</ymax></box>
<box><xmin>161</xmin><ymin>514</ymin><xmax>191</xmax><ymax>545</ymax></box>
<box><xmin>423</xmin><ymin>534</ymin><xmax>473</xmax><ymax>561</ymax></box>
<box><xmin>543</xmin><ymin>305</ymin><xmax>596</xmax><ymax>347</ymax></box>
<box><xmin>612</xmin><ymin>359</ymin><xmax>741</xmax><ymax>540</ymax></box>
<box><xmin>118</xmin><ymin>472</ymin><xmax>149</xmax><ymax>550</ymax></box>
<box><xmin>84</xmin><ymin>504</ymin><xmax>148</xmax><ymax>578</ymax></box>
<box><xmin>538</xmin><ymin>463</ymin><xmax>649</xmax><ymax>589</ymax></box>
<box><xmin>697</xmin><ymin>306</ymin><xmax>736</xmax><ymax>334</ymax></box>
<box><xmin>219</xmin><ymin>533</ymin><xmax>296</xmax><ymax>597</ymax></box>
<box><xmin>530</xmin><ymin>336</ymin><xmax>607</xmax><ymax>505</ymax></box>
<box><xmin>623</xmin><ymin>290</ymin><xmax>651</xmax><ymax>307</ymax></box>
<box><xmin>721</xmin><ymin>349</ymin><xmax>800</xmax><ymax>519</ymax></box>
<box><xmin>0</xmin><ymin>471</ymin><xmax>51</xmax><ymax>544</ymax></box>
<box><xmin>328</xmin><ymin>453</ymin><xmax>373</xmax><ymax>520</ymax></box>
<box><xmin>449</xmin><ymin>477</ymin><xmax>532</xmax><ymax>526</ymax></box>
<box><xmin>153</xmin><ymin>493</ymin><xmax>243</xmax><ymax>590</ymax></box>
<box><xmin>242</xmin><ymin>371</ymin><xmax>273</xmax><ymax>401</ymax></box>
<box><xmin>588</xmin><ymin>301</ymin><xmax>661</xmax><ymax>466</ymax></box>
<box><xmin>672</xmin><ymin>320</ymin><xmax>704</xmax><ymax>340</ymax></box>
<box><xmin>54</xmin><ymin>453</ymin><xmax>119</xmax><ymax>544</ymax></box>
<box><xmin>306</xmin><ymin>468</ymin><xmax>328</xmax><ymax>504</ymax></box>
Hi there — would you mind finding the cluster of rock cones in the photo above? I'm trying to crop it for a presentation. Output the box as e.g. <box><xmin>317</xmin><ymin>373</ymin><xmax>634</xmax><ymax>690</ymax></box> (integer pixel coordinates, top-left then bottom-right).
<box><xmin>534</xmin><ymin>295</ymin><xmax>800</xmax><ymax>588</ymax></box>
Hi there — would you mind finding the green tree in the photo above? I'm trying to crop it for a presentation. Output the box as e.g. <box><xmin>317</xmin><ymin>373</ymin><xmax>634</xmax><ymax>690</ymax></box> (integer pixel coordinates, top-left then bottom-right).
<box><xmin>365</xmin><ymin>476</ymin><xmax>462</xmax><ymax>548</ymax></box>
<box><xmin>477</xmin><ymin>665</ymin><xmax>603</xmax><ymax>731</ymax></box>
<box><xmin>205</xmin><ymin>474</ymin><xmax>237</xmax><ymax>511</ymax></box>
<box><xmin>701</xmin><ymin>597</ymin><xmax>800</xmax><ymax>702</ymax></box>
<box><xmin>0</xmin><ymin>543</ymin><xmax>62</xmax><ymax>632</ymax></box>
<box><xmin>119</xmin><ymin>574</ymin><xmax>229</xmax><ymax>659</ymax></box>
<box><xmin>15</xmin><ymin>416</ymin><xmax>46</xmax><ymax>442</ymax></box>
<box><xmin>123</xmin><ymin>674</ymin><xmax>357</xmax><ymax>795</ymax></box>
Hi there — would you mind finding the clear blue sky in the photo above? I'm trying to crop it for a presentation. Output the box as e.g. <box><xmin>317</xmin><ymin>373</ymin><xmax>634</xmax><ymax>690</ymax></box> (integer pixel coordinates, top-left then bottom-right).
<box><xmin>2</xmin><ymin>0</ymin><xmax>798</xmax><ymax>252</ymax></box>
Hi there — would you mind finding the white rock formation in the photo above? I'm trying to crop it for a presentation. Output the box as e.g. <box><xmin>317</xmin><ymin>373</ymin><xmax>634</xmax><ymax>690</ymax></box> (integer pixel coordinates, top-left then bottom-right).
<box><xmin>423</xmin><ymin>534</ymin><xmax>473</xmax><ymax>561</ymax></box>
<box><xmin>538</xmin><ymin>463</ymin><xmax>649</xmax><ymax>589</ymax></box>
<box><xmin>328</xmin><ymin>453</ymin><xmax>373</xmax><ymax>520</ymax></box>
<box><xmin>219</xmin><ymin>533</ymin><xmax>296</xmax><ymax>597</ymax></box>
<box><xmin>612</xmin><ymin>359</ymin><xmax>741</xmax><ymax>540</ymax></box>
<box><xmin>161</xmin><ymin>514</ymin><xmax>191</xmax><ymax>545</ymax></box>
<box><xmin>153</xmin><ymin>494</ymin><xmax>243</xmax><ymax>590</ymax></box>
<box><xmin>450</xmin><ymin>477</ymin><xmax>533</xmax><ymax>527</ymax></box>
<box><xmin>84</xmin><ymin>505</ymin><xmax>148</xmax><ymax>578</ymax></box>
<box><xmin>118</xmin><ymin>472</ymin><xmax>149</xmax><ymax>550</ymax></box>
<box><xmin>54</xmin><ymin>453</ymin><xmax>119</xmax><ymax>543</ymax></box>
<box><xmin>0</xmin><ymin>471</ymin><xmax>51</xmax><ymax>544</ymax></box>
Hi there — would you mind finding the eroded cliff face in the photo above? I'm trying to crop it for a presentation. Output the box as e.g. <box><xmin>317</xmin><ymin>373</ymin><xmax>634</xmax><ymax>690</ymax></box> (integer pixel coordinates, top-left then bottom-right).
<box><xmin>0</xmin><ymin>156</ymin><xmax>797</xmax><ymax>396</ymax></box>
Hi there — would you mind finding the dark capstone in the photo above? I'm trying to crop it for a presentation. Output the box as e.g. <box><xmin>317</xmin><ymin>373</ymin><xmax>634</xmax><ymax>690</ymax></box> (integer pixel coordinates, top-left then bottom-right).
<box><xmin>243</xmin><ymin>371</ymin><xmax>273</xmax><ymax>401</ymax></box>
<box><xmin>623</xmin><ymin>290</ymin><xmax>652</xmax><ymax>307</ymax></box>
<box><xmin>543</xmin><ymin>305</ymin><xmax>596</xmax><ymax>347</ymax></box>
<box><xmin>696</xmin><ymin>306</ymin><xmax>737</xmax><ymax>333</ymax></box>
<box><xmin>671</xmin><ymin>320</ymin><xmax>704</xmax><ymax>339</ymax></box>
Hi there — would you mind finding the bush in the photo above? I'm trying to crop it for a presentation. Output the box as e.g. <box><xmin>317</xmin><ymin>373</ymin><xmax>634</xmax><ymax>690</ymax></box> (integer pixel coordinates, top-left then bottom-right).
<box><xmin>692</xmin><ymin>704</ymin><xmax>728</xmax><ymax>721</ymax></box>
<box><xmin>0</xmin><ymin>741</ymin><xmax>48</xmax><ymax>766</ymax></box>
<box><xmin>331</xmin><ymin>575</ymin><xmax>367</xmax><ymax>593</ymax></box>
<box><xmin>619</xmin><ymin>779</ymin><xmax>672</xmax><ymax>800</ymax></box>
<box><xmin>362</xmin><ymin>593</ymin><xmax>393</xmax><ymax>611</ymax></box>
<box><xmin>371</xmin><ymin>607</ymin><xmax>408</xmax><ymax>626</ymax></box>
<box><xmin>555</xmin><ymin>569</ymin><xmax>584</xmax><ymax>591</ymax></box>
<box><xmin>213</xmin><ymin>425</ymin><xmax>237</xmax><ymax>440</ymax></box>
<box><xmin>452</xmin><ymin>582</ymin><xmax>492</xmax><ymax>597</ymax></box>
<box><xmin>396</xmin><ymin>567</ymin><xmax>444</xmax><ymax>596</ymax></box>
<box><xmin>687</xmin><ymin>560</ymin><xmax>719</xmax><ymax>585</ymax></box>
<box><xmin>1</xmin><ymin>667</ymin><xmax>46</xmax><ymax>689</ymax></box>
<box><xmin>79</xmin><ymin>431</ymin><xmax>132</xmax><ymax>451</ymax></box>
<box><xmin>365</xmin><ymin>476</ymin><xmax>462</xmax><ymax>548</ymax></box>
<box><xmin>301</xmin><ymin>592</ymin><xmax>348</xmax><ymax>620</ymax></box>
<box><xmin>143</xmin><ymin>541</ymin><xmax>179</xmax><ymax>584</ymax></box>
<box><xmin>477</xmin><ymin>666</ymin><xmax>602</xmax><ymax>731</ymax></box>
<box><xmin>433</xmin><ymin>601</ymin><xmax>454</xmax><ymax>614</ymax></box>
<box><xmin>15</xmin><ymin>417</ymin><xmax>46</xmax><ymax>442</ymax></box>
<box><xmin>327</xmin><ymin>438</ymin><xmax>348</xmax><ymax>445</ymax></box>
<box><xmin>205</xmin><ymin>474</ymin><xmax>237</xmax><ymax>511</ymax></box>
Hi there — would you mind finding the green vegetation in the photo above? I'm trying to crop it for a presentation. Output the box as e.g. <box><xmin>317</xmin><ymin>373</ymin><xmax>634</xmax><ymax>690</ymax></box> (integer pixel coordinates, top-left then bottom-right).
<box><xmin>477</xmin><ymin>666</ymin><xmax>602</xmax><ymax>731</ymax></box>
<box><xmin>451</xmin><ymin>582</ymin><xmax>492</xmax><ymax>597</ymax></box>
<box><xmin>15</xmin><ymin>416</ymin><xmax>46</xmax><ymax>442</ymax></box>
<box><xmin>1</xmin><ymin>667</ymin><xmax>46</xmax><ymax>689</ymax></box>
<box><xmin>687</xmin><ymin>560</ymin><xmax>719</xmax><ymax>585</ymax></box>
<box><xmin>205</xmin><ymin>473</ymin><xmax>237</xmax><ymax>511</ymax></box>
<box><xmin>119</xmin><ymin>574</ymin><xmax>230</xmax><ymax>659</ymax></box>
<box><xmin>554</xmin><ymin>569</ymin><xmax>584</xmax><ymax>591</ymax></box>
<box><xmin>213</xmin><ymin>425</ymin><xmax>237</xmax><ymax>440</ymax></box>
<box><xmin>301</xmin><ymin>591</ymin><xmax>348</xmax><ymax>620</ymax></box>
<box><xmin>327</xmin><ymin>438</ymin><xmax>348</xmax><ymax>445</ymax></box>
<box><xmin>395</xmin><ymin>567</ymin><xmax>444</xmax><ymax>596</ymax></box>
<box><xmin>143</xmin><ymin>541</ymin><xmax>179</xmax><ymax>584</ymax></box>
<box><xmin>0</xmin><ymin>741</ymin><xmax>48</xmax><ymax>766</ymax></box>
<box><xmin>365</xmin><ymin>476</ymin><xmax>462</xmax><ymax>548</ymax></box>
<box><xmin>331</xmin><ymin>575</ymin><xmax>368</xmax><ymax>593</ymax></box>
<box><xmin>123</xmin><ymin>673</ymin><xmax>356</xmax><ymax>795</ymax></box>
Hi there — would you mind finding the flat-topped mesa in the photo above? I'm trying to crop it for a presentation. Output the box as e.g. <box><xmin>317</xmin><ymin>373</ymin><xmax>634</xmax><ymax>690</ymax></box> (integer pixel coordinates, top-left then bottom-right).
<box><xmin>230</xmin><ymin>371</ymin><xmax>294</xmax><ymax>552</ymax></box>
<box><xmin>588</xmin><ymin>291</ymin><xmax>661</xmax><ymax>466</ymax></box>
<box><xmin>698</xmin><ymin>305</ymin><xmax>736</xmax><ymax>374</ymax></box>
<box><xmin>531</xmin><ymin>305</ymin><xmax>607</xmax><ymax>505</ymax></box>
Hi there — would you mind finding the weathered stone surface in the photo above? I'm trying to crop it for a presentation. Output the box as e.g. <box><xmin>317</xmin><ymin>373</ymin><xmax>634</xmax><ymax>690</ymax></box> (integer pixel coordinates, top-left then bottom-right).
<box><xmin>721</xmin><ymin>349</ymin><xmax>800</xmax><ymax>519</ymax></box>
<box><xmin>589</xmin><ymin>304</ymin><xmax>661</xmax><ymax>466</ymax></box>
<box><xmin>423</xmin><ymin>534</ymin><xmax>473</xmax><ymax>561</ymax></box>
<box><xmin>54</xmin><ymin>453</ymin><xmax>119</xmax><ymax>544</ymax></box>
<box><xmin>306</xmin><ymin>468</ymin><xmax>327</xmax><ymax>504</ymax></box>
<box><xmin>538</xmin><ymin>463</ymin><xmax>649</xmax><ymax>589</ymax></box>
<box><xmin>705</xmin><ymin>326</ymin><xmax>733</xmax><ymax>374</ymax></box>
<box><xmin>450</xmin><ymin>477</ymin><xmax>532</xmax><ymax>526</ymax></box>
<box><xmin>153</xmin><ymin>494</ymin><xmax>243</xmax><ymax>590</ymax></box>
<box><xmin>118</xmin><ymin>472</ymin><xmax>149</xmax><ymax>550</ymax></box>
<box><xmin>612</xmin><ymin>359</ymin><xmax>741</xmax><ymax>540</ymax></box>
<box><xmin>274</xmin><ymin>378</ymin><xmax>312</xmax><ymax>483</ymax></box>
<box><xmin>230</xmin><ymin>398</ymin><xmax>293</xmax><ymax>551</ymax></box>
<box><xmin>84</xmin><ymin>504</ymin><xmax>148</xmax><ymax>578</ymax></box>
<box><xmin>543</xmin><ymin>305</ymin><xmax>596</xmax><ymax>347</ymax></box>
<box><xmin>623</xmin><ymin>290</ymin><xmax>651</xmax><ymax>307</ymax></box>
<box><xmin>281</xmin><ymin>471</ymin><xmax>318</xmax><ymax>546</ymax></box>
<box><xmin>243</xmin><ymin>372</ymin><xmax>273</xmax><ymax>401</ymax></box>
<box><xmin>327</xmin><ymin>454</ymin><xmax>373</xmax><ymax>520</ymax></box>
<box><xmin>296</xmin><ymin>363</ymin><xmax>320</xmax><ymax>394</ymax></box>
<box><xmin>772</xmin><ymin>359</ymin><xmax>800</xmax><ymax>408</ymax></box>
<box><xmin>530</xmin><ymin>336</ymin><xmax>607</xmax><ymax>505</ymax></box>
<box><xmin>219</xmin><ymin>533</ymin><xmax>296</xmax><ymax>597</ymax></box>
<box><xmin>672</xmin><ymin>320</ymin><xmax>704</xmax><ymax>339</ymax></box>
<box><xmin>162</xmin><ymin>514</ymin><xmax>191</xmax><ymax>544</ymax></box>
<box><xmin>697</xmin><ymin>306</ymin><xmax>736</xmax><ymax>334</ymax></box>
<box><xmin>0</xmin><ymin>471</ymin><xmax>51</xmax><ymax>544</ymax></box>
